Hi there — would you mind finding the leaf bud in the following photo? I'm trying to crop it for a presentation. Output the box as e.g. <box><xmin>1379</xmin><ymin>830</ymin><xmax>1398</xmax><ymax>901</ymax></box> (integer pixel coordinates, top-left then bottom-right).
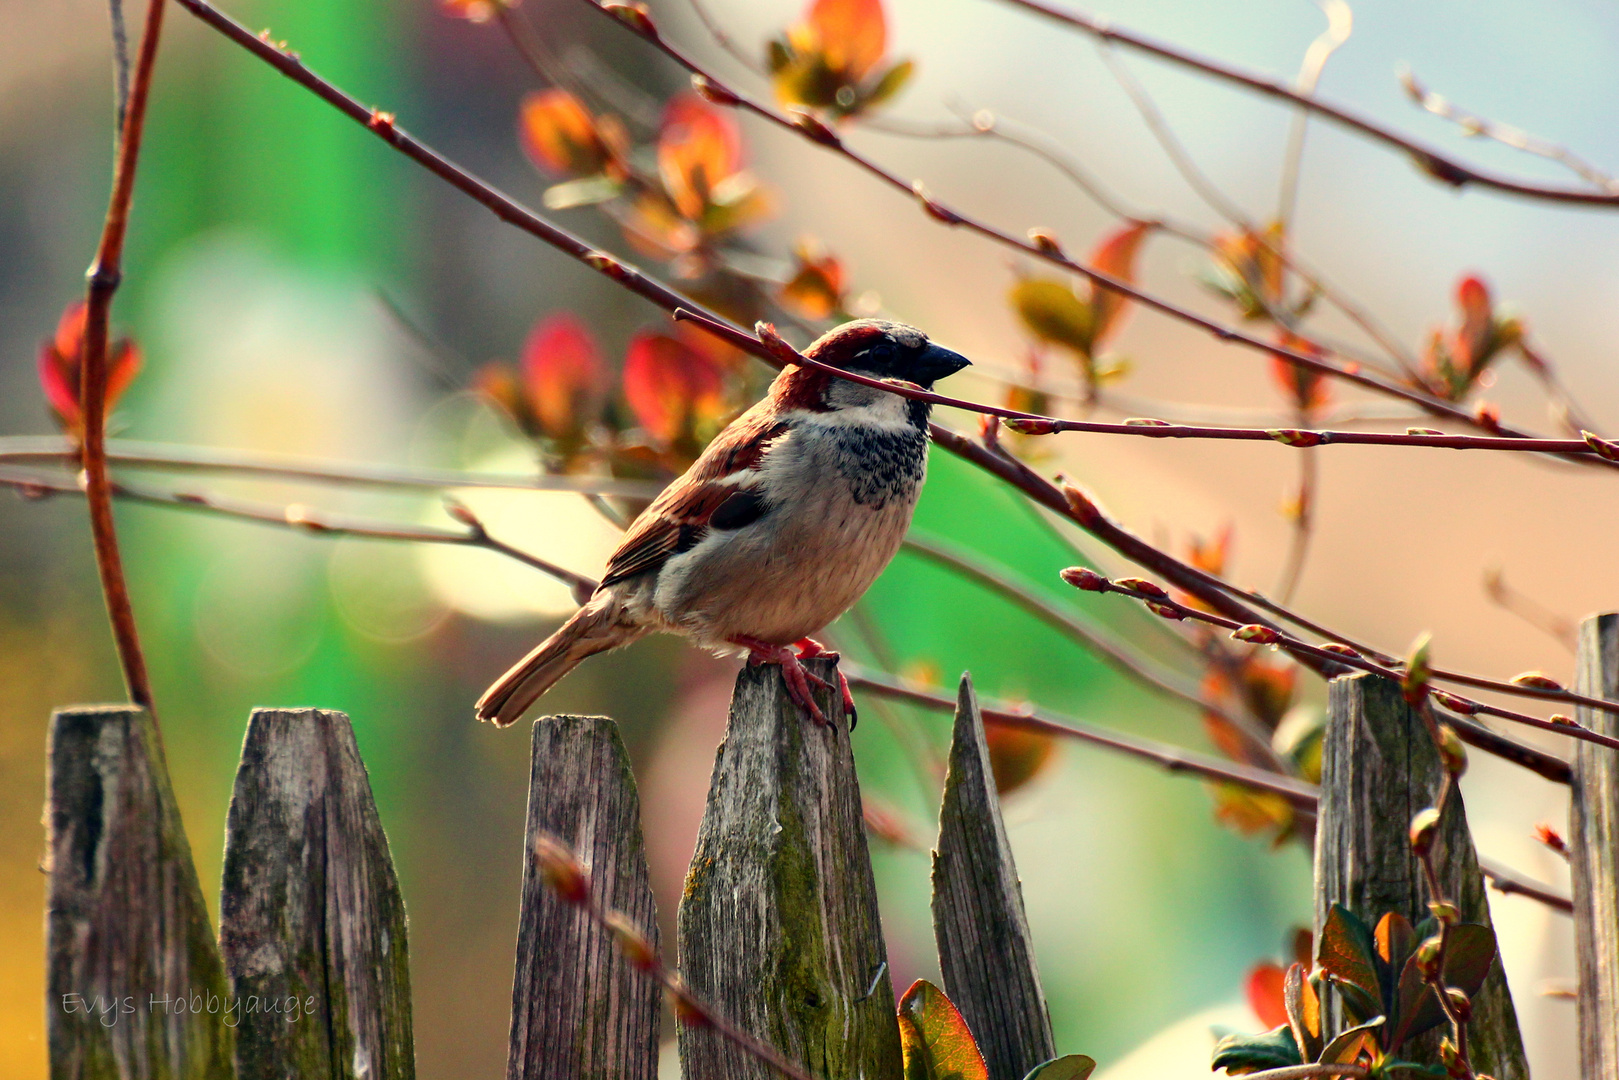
<box><xmin>1060</xmin><ymin>482</ymin><xmax>1103</xmax><ymax>527</ymax></box>
<box><xmin>1060</xmin><ymin>566</ymin><xmax>1109</xmax><ymax>592</ymax></box>
<box><xmin>1550</xmin><ymin>713</ymin><xmax>1578</xmax><ymax>727</ymax></box>
<box><xmin>1582</xmin><ymin>430</ymin><xmax>1619</xmax><ymax>461</ymax></box>
<box><xmin>691</xmin><ymin>75</ymin><xmax>740</xmax><ymax>107</ymax></box>
<box><xmin>1004</xmin><ymin>417</ymin><xmax>1060</xmax><ymax>435</ymax></box>
<box><xmin>1436</xmin><ymin>723</ymin><xmax>1468</xmax><ymax>776</ymax></box>
<box><xmin>1428</xmin><ymin>900</ymin><xmax>1460</xmax><ymax>925</ymax></box>
<box><xmin>1431</xmin><ymin>689</ymin><xmax>1479</xmax><ymax>715</ymax></box>
<box><xmin>1027</xmin><ymin>228</ymin><xmax>1064</xmax><ymax>257</ymax></box>
<box><xmin>1406</xmin><ymin>427</ymin><xmax>1444</xmax><ymax>436</ymax></box>
<box><xmin>1445</xmin><ymin>987</ymin><xmax>1472</xmax><ymax>1023</ymax></box>
<box><xmin>1232</xmin><ymin>625</ymin><xmax>1282</xmax><ymax>645</ymax></box>
<box><xmin>1113</xmin><ymin>576</ymin><xmax>1168</xmax><ymax>599</ymax></box>
<box><xmin>1510</xmin><ymin>670</ymin><xmax>1564</xmax><ymax>691</ymax></box>
<box><xmin>1267</xmin><ymin>428</ymin><xmax>1326</xmax><ymax>448</ymax></box>
<box><xmin>1146</xmin><ymin>601</ymin><xmax>1184</xmax><ymax>620</ymax></box>
<box><xmin>1415</xmin><ymin>934</ymin><xmax>1443</xmax><ymax>978</ymax></box>
<box><xmin>532</xmin><ymin>833</ymin><xmax>591</xmax><ymax>905</ymax></box>
<box><xmin>603</xmin><ymin>910</ymin><xmax>658</xmax><ymax>970</ymax></box>
<box><xmin>1410</xmin><ymin>807</ymin><xmax>1442</xmax><ymax>856</ymax></box>
<box><xmin>668</xmin><ymin>981</ymin><xmax>710</xmax><ymax>1027</ymax></box>
<box><xmin>1123</xmin><ymin>417</ymin><xmax>1170</xmax><ymax>426</ymax></box>
<box><xmin>911</xmin><ymin>181</ymin><xmax>962</xmax><ymax>225</ymax></box>
<box><xmin>787</xmin><ymin>107</ymin><xmax>842</xmax><ymax>147</ymax></box>
<box><xmin>1319</xmin><ymin>642</ymin><xmax>1361</xmax><ymax>658</ymax></box>
<box><xmin>1402</xmin><ymin>632</ymin><xmax>1433</xmax><ymax>704</ymax></box>
<box><xmin>603</xmin><ymin>2</ymin><xmax>657</xmax><ymax>37</ymax></box>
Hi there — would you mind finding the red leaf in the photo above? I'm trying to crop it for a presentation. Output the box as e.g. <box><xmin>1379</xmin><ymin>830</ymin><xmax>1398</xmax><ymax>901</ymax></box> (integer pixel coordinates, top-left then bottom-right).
<box><xmin>1247</xmin><ymin>961</ymin><xmax>1290</xmax><ymax>1030</ymax></box>
<box><xmin>37</xmin><ymin>301</ymin><xmax>142</xmax><ymax>436</ymax></box>
<box><xmin>439</xmin><ymin>0</ymin><xmax>500</xmax><ymax>23</ymax></box>
<box><xmin>622</xmin><ymin>330</ymin><xmax>727</xmax><ymax>444</ymax></box>
<box><xmin>519</xmin><ymin>314</ymin><xmax>609</xmax><ymax>440</ymax></box>
<box><xmin>1085</xmin><ymin>220</ymin><xmax>1153</xmax><ymax>350</ymax></box>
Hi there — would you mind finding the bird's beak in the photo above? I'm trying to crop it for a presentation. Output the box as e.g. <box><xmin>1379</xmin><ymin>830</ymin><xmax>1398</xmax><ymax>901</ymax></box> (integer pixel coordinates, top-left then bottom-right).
<box><xmin>915</xmin><ymin>343</ymin><xmax>972</xmax><ymax>385</ymax></box>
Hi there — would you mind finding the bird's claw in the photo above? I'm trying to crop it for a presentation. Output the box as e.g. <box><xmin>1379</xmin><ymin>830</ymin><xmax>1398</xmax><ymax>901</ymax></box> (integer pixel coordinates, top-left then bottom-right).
<box><xmin>734</xmin><ymin>636</ymin><xmax>845</xmax><ymax>727</ymax></box>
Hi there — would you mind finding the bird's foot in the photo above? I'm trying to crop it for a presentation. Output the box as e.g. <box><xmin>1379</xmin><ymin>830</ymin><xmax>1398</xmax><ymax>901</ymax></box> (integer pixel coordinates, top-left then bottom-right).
<box><xmin>793</xmin><ymin>639</ymin><xmax>858</xmax><ymax>729</ymax></box>
<box><xmin>732</xmin><ymin>636</ymin><xmax>834</xmax><ymax>727</ymax></box>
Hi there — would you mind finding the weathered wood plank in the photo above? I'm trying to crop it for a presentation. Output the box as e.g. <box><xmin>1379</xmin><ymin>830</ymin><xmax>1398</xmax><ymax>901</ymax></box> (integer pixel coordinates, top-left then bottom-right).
<box><xmin>1313</xmin><ymin>673</ymin><xmax>1527</xmax><ymax>1079</ymax></box>
<box><xmin>46</xmin><ymin>705</ymin><xmax>234</xmax><ymax>1080</ymax></box>
<box><xmin>219</xmin><ymin>708</ymin><xmax>414</xmax><ymax>1080</ymax></box>
<box><xmin>1572</xmin><ymin>612</ymin><xmax>1619</xmax><ymax>1080</ymax></box>
<box><xmin>678</xmin><ymin>658</ymin><xmax>902</xmax><ymax>1080</ymax></box>
<box><xmin>932</xmin><ymin>673</ymin><xmax>1056</xmax><ymax>1080</ymax></box>
<box><xmin>508</xmin><ymin>715</ymin><xmax>660</xmax><ymax>1080</ymax></box>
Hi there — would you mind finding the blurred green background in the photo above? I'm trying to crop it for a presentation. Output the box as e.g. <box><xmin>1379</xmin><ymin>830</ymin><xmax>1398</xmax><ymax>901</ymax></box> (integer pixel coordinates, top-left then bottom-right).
<box><xmin>3</xmin><ymin>0</ymin><xmax>1611</xmax><ymax>1074</ymax></box>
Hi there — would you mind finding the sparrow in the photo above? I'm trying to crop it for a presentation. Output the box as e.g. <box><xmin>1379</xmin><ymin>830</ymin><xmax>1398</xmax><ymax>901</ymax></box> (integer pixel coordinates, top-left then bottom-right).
<box><xmin>475</xmin><ymin>319</ymin><xmax>972</xmax><ymax>728</ymax></box>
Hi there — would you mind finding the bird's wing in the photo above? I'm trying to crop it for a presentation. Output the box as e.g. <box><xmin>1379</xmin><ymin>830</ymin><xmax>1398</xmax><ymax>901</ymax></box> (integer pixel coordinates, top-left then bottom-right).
<box><xmin>599</xmin><ymin>411</ymin><xmax>791</xmax><ymax>588</ymax></box>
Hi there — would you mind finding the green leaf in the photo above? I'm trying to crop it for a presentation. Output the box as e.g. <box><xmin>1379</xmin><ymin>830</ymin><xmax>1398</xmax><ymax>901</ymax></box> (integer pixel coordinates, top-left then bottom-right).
<box><xmin>897</xmin><ymin>980</ymin><xmax>988</xmax><ymax>1080</ymax></box>
<box><xmin>1390</xmin><ymin>923</ymin><xmax>1498</xmax><ymax>1047</ymax></box>
<box><xmin>1210</xmin><ymin>1025</ymin><xmax>1302</xmax><ymax>1075</ymax></box>
<box><xmin>863</xmin><ymin>58</ymin><xmax>915</xmax><ymax>109</ymax></box>
<box><xmin>542</xmin><ymin>175</ymin><xmax>624</xmax><ymax>210</ymax></box>
<box><xmin>1317</xmin><ymin>905</ymin><xmax>1380</xmax><ymax>1000</ymax></box>
<box><xmin>1009</xmin><ymin>278</ymin><xmax>1094</xmax><ymax>354</ymax></box>
<box><xmin>767</xmin><ymin>37</ymin><xmax>793</xmax><ymax>74</ymax></box>
<box><xmin>1020</xmin><ymin>1055</ymin><xmax>1095</xmax><ymax>1080</ymax></box>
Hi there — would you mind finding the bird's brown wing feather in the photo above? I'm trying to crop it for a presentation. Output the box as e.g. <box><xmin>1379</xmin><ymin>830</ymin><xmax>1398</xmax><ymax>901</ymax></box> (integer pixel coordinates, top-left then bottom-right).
<box><xmin>598</xmin><ymin>411</ymin><xmax>790</xmax><ymax>588</ymax></box>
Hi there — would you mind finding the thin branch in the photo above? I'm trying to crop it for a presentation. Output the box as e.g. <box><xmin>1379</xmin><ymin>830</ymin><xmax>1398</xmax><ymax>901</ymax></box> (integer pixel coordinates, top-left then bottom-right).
<box><xmin>993</xmin><ymin>0</ymin><xmax>1619</xmax><ymax>207</ymax></box>
<box><xmin>1479</xmin><ymin>856</ymin><xmax>1574</xmax><ymax>914</ymax></box>
<box><xmin>1483</xmin><ymin>566</ymin><xmax>1577</xmax><ymax>652</ymax></box>
<box><xmin>1097</xmin><ymin>41</ymin><xmax>1253</xmax><ymax>226</ymax></box>
<box><xmin>1400</xmin><ymin>67</ymin><xmax>1619</xmax><ymax>194</ymax></box>
<box><xmin>0</xmin><ymin>436</ymin><xmax>666</xmax><ymax>498</ymax></box>
<box><xmin>1277</xmin><ymin>1</ymin><xmax>1352</xmax><ymax>232</ymax></box>
<box><xmin>0</xmin><ymin>468</ymin><xmax>598</xmax><ymax>605</ymax></box>
<box><xmin>78</xmin><ymin>0</ymin><xmax>167</xmax><ymax>711</ymax></box>
<box><xmin>1272</xmin><ymin>428</ymin><xmax>1317</xmax><ymax>604</ymax></box>
<box><xmin>173</xmin><ymin>0</ymin><xmax>1597</xmax><ymax>776</ymax></box>
<box><xmin>1066</xmin><ymin>566</ymin><xmax>1619</xmax><ymax>753</ymax></box>
<box><xmin>841</xmin><ymin>663</ymin><xmax>1318</xmax><ymax>809</ymax></box>
<box><xmin>900</xmin><ymin>532</ymin><xmax>1289</xmax><ymax>771</ymax></box>
<box><xmin>108</xmin><ymin>0</ymin><xmax>132</xmax><ymax>135</ymax></box>
<box><xmin>529</xmin><ymin>832</ymin><xmax>823</xmax><ymax>1080</ymax></box>
<box><xmin>683</xmin><ymin>0</ymin><xmax>766</xmax><ymax>74</ymax></box>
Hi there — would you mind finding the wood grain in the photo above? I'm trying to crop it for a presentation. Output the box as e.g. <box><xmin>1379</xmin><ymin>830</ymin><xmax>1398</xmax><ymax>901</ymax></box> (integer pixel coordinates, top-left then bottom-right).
<box><xmin>931</xmin><ymin>674</ymin><xmax>1056</xmax><ymax>1080</ymax></box>
<box><xmin>678</xmin><ymin>658</ymin><xmax>902</xmax><ymax>1079</ymax></box>
<box><xmin>507</xmin><ymin>715</ymin><xmax>660</xmax><ymax>1080</ymax></box>
<box><xmin>219</xmin><ymin>708</ymin><xmax>414</xmax><ymax>1080</ymax></box>
<box><xmin>45</xmin><ymin>706</ymin><xmax>234</xmax><ymax>1080</ymax></box>
<box><xmin>1572</xmin><ymin>613</ymin><xmax>1619</xmax><ymax>1080</ymax></box>
<box><xmin>1313</xmin><ymin>673</ymin><xmax>1527</xmax><ymax>1079</ymax></box>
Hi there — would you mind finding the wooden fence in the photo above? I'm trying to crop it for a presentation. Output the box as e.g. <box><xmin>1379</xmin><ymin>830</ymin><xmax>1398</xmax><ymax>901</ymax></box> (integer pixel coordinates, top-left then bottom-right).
<box><xmin>42</xmin><ymin>617</ymin><xmax>1619</xmax><ymax>1078</ymax></box>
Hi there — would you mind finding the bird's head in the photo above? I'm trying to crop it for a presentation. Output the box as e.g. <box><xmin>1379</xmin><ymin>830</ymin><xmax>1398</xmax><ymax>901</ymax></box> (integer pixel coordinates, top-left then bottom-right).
<box><xmin>804</xmin><ymin>319</ymin><xmax>972</xmax><ymax>389</ymax></box>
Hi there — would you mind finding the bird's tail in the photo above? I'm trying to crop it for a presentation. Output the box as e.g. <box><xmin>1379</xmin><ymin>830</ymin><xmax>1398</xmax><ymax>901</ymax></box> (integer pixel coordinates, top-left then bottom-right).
<box><xmin>476</xmin><ymin>594</ymin><xmax>642</xmax><ymax>728</ymax></box>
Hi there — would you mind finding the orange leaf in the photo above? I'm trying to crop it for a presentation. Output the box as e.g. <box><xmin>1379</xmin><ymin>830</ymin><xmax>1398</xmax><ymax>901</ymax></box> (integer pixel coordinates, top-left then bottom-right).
<box><xmin>1085</xmin><ymin>220</ymin><xmax>1153</xmax><ymax>350</ymax></box>
<box><xmin>897</xmin><ymin>980</ymin><xmax>988</xmax><ymax>1080</ymax></box>
<box><xmin>520</xmin><ymin>314</ymin><xmax>609</xmax><ymax>440</ymax></box>
<box><xmin>37</xmin><ymin>301</ymin><xmax>141</xmax><ymax>436</ymax></box>
<box><xmin>983</xmin><ymin>721</ymin><xmax>1058</xmax><ymax>796</ymax></box>
<box><xmin>1246</xmin><ymin>962</ymin><xmax>1290</xmax><ymax>1030</ymax></box>
<box><xmin>780</xmin><ymin>237</ymin><xmax>847</xmax><ymax>319</ymax></box>
<box><xmin>519</xmin><ymin>89</ymin><xmax>622</xmax><ymax>179</ymax></box>
<box><xmin>805</xmin><ymin>0</ymin><xmax>887</xmax><ymax>82</ymax></box>
<box><xmin>658</xmin><ymin>94</ymin><xmax>744</xmax><ymax>221</ymax></box>
<box><xmin>1269</xmin><ymin>332</ymin><xmax>1329</xmax><ymax>416</ymax></box>
<box><xmin>622</xmin><ymin>330</ymin><xmax>727</xmax><ymax>444</ymax></box>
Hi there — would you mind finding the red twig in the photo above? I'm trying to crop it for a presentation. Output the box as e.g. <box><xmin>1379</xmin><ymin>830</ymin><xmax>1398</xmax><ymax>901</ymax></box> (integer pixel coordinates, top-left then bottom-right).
<box><xmin>78</xmin><ymin>0</ymin><xmax>167</xmax><ymax>710</ymax></box>
<box><xmin>529</xmin><ymin>832</ymin><xmax>822</xmax><ymax>1080</ymax></box>
<box><xmin>994</xmin><ymin>0</ymin><xmax>1619</xmax><ymax>208</ymax></box>
<box><xmin>1066</xmin><ymin>566</ymin><xmax>1619</xmax><ymax>753</ymax></box>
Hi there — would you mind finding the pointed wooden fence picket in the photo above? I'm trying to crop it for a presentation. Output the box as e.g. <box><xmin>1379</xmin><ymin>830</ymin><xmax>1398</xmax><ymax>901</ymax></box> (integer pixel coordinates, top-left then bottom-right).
<box><xmin>43</xmin><ymin>618</ymin><xmax>1619</xmax><ymax>1078</ymax></box>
